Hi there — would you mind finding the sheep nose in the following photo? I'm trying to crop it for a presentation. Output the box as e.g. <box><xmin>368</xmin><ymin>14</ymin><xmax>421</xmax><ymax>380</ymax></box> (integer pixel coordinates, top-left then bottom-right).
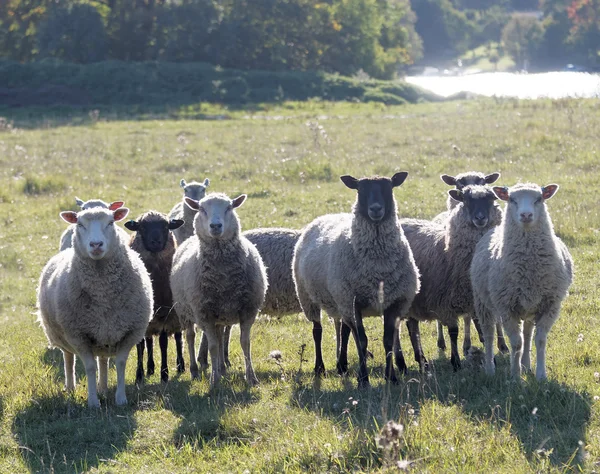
<box><xmin>369</xmin><ymin>203</ymin><xmax>383</xmax><ymax>213</ymax></box>
<box><xmin>89</xmin><ymin>241</ymin><xmax>103</xmax><ymax>249</ymax></box>
<box><xmin>520</xmin><ymin>212</ymin><xmax>533</xmax><ymax>222</ymax></box>
<box><xmin>210</xmin><ymin>223</ymin><xmax>223</xmax><ymax>230</ymax></box>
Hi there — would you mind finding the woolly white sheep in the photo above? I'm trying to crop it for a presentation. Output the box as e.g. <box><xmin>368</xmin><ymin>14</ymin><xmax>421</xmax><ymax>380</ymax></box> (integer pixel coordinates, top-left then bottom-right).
<box><xmin>125</xmin><ymin>211</ymin><xmax>184</xmax><ymax>384</ymax></box>
<box><xmin>37</xmin><ymin>207</ymin><xmax>153</xmax><ymax>407</ymax></box>
<box><xmin>433</xmin><ymin>171</ymin><xmax>509</xmax><ymax>355</ymax></box>
<box><xmin>168</xmin><ymin>178</ymin><xmax>210</xmax><ymax>245</ymax></box>
<box><xmin>470</xmin><ymin>183</ymin><xmax>573</xmax><ymax>380</ymax></box>
<box><xmin>399</xmin><ymin>184</ymin><xmax>502</xmax><ymax>371</ymax></box>
<box><xmin>293</xmin><ymin>173</ymin><xmax>420</xmax><ymax>387</ymax></box>
<box><xmin>170</xmin><ymin>193</ymin><xmax>267</xmax><ymax>387</ymax></box>
<box><xmin>59</xmin><ymin>197</ymin><xmax>125</xmax><ymax>251</ymax></box>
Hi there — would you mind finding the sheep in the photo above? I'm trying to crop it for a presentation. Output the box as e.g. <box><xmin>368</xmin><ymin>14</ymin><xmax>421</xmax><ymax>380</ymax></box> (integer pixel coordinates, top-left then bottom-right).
<box><xmin>398</xmin><ymin>184</ymin><xmax>502</xmax><ymax>371</ymax></box>
<box><xmin>37</xmin><ymin>207</ymin><xmax>153</xmax><ymax>407</ymax></box>
<box><xmin>124</xmin><ymin>211</ymin><xmax>185</xmax><ymax>384</ymax></box>
<box><xmin>293</xmin><ymin>173</ymin><xmax>420</xmax><ymax>387</ymax></box>
<box><xmin>168</xmin><ymin>178</ymin><xmax>210</xmax><ymax>245</ymax></box>
<box><xmin>170</xmin><ymin>193</ymin><xmax>267</xmax><ymax>387</ymax></box>
<box><xmin>196</xmin><ymin>227</ymin><xmax>302</xmax><ymax>370</ymax></box>
<box><xmin>470</xmin><ymin>183</ymin><xmax>573</xmax><ymax>380</ymax></box>
<box><xmin>59</xmin><ymin>197</ymin><xmax>124</xmax><ymax>251</ymax></box>
<box><xmin>433</xmin><ymin>171</ymin><xmax>509</xmax><ymax>355</ymax></box>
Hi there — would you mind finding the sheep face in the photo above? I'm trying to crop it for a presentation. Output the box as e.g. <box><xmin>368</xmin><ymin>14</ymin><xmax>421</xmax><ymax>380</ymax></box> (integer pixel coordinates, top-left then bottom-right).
<box><xmin>441</xmin><ymin>171</ymin><xmax>500</xmax><ymax>189</ymax></box>
<box><xmin>449</xmin><ymin>185</ymin><xmax>498</xmax><ymax>229</ymax></box>
<box><xmin>180</xmin><ymin>178</ymin><xmax>210</xmax><ymax>202</ymax></box>
<box><xmin>493</xmin><ymin>183</ymin><xmax>558</xmax><ymax>228</ymax></box>
<box><xmin>186</xmin><ymin>193</ymin><xmax>246</xmax><ymax>240</ymax></box>
<box><xmin>125</xmin><ymin>212</ymin><xmax>184</xmax><ymax>253</ymax></box>
<box><xmin>340</xmin><ymin>172</ymin><xmax>407</xmax><ymax>223</ymax></box>
<box><xmin>61</xmin><ymin>208</ymin><xmax>130</xmax><ymax>260</ymax></box>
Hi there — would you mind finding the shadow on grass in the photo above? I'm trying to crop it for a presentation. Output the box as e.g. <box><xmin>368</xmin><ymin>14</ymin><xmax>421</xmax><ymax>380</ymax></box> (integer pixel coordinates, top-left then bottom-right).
<box><xmin>289</xmin><ymin>355</ymin><xmax>591</xmax><ymax>470</ymax></box>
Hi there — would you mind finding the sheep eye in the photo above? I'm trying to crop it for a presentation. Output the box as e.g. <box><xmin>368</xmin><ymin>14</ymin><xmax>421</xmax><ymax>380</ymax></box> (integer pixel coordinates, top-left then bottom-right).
<box><xmin>509</xmin><ymin>198</ymin><xmax>516</xmax><ymax>204</ymax></box>
<box><xmin>77</xmin><ymin>223</ymin><xmax>85</xmax><ymax>229</ymax></box>
<box><xmin>535</xmin><ymin>198</ymin><xmax>542</xmax><ymax>204</ymax></box>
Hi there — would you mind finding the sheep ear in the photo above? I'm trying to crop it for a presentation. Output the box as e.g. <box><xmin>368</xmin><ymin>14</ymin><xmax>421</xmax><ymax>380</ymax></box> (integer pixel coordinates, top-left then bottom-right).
<box><xmin>203</xmin><ymin>178</ymin><xmax>210</xmax><ymax>187</ymax></box>
<box><xmin>180</xmin><ymin>179</ymin><xmax>187</xmax><ymax>188</ymax></box>
<box><xmin>391</xmin><ymin>172</ymin><xmax>408</xmax><ymax>188</ymax></box>
<box><xmin>60</xmin><ymin>211</ymin><xmax>78</xmax><ymax>224</ymax></box>
<box><xmin>541</xmin><ymin>184</ymin><xmax>559</xmax><ymax>200</ymax></box>
<box><xmin>169</xmin><ymin>219</ymin><xmax>184</xmax><ymax>230</ymax></box>
<box><xmin>441</xmin><ymin>174</ymin><xmax>456</xmax><ymax>186</ymax></box>
<box><xmin>485</xmin><ymin>172</ymin><xmax>500</xmax><ymax>184</ymax></box>
<box><xmin>492</xmin><ymin>186</ymin><xmax>510</xmax><ymax>201</ymax></box>
<box><xmin>113</xmin><ymin>208</ymin><xmax>129</xmax><ymax>222</ymax></box>
<box><xmin>232</xmin><ymin>194</ymin><xmax>247</xmax><ymax>208</ymax></box>
<box><xmin>340</xmin><ymin>175</ymin><xmax>359</xmax><ymax>190</ymax></box>
<box><xmin>185</xmin><ymin>197</ymin><xmax>200</xmax><ymax>210</ymax></box>
<box><xmin>109</xmin><ymin>201</ymin><xmax>124</xmax><ymax>211</ymax></box>
<box><xmin>124</xmin><ymin>220</ymin><xmax>140</xmax><ymax>231</ymax></box>
<box><xmin>75</xmin><ymin>197</ymin><xmax>85</xmax><ymax>207</ymax></box>
<box><xmin>448</xmin><ymin>189</ymin><xmax>463</xmax><ymax>202</ymax></box>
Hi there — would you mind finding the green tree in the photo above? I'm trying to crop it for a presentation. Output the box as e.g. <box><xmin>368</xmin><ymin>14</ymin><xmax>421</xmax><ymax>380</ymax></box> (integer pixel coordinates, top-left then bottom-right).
<box><xmin>501</xmin><ymin>14</ymin><xmax>543</xmax><ymax>68</ymax></box>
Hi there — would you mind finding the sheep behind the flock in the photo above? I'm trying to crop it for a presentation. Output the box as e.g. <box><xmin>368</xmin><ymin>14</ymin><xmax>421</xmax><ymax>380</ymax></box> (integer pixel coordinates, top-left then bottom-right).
<box><xmin>293</xmin><ymin>173</ymin><xmax>420</xmax><ymax>387</ymax></box>
<box><xmin>59</xmin><ymin>197</ymin><xmax>124</xmax><ymax>251</ymax></box>
<box><xmin>170</xmin><ymin>193</ymin><xmax>267</xmax><ymax>387</ymax></box>
<box><xmin>400</xmin><ymin>184</ymin><xmax>502</xmax><ymax>371</ymax></box>
<box><xmin>471</xmin><ymin>183</ymin><xmax>573</xmax><ymax>380</ymax></box>
<box><xmin>125</xmin><ymin>211</ymin><xmax>184</xmax><ymax>384</ymax></box>
<box><xmin>168</xmin><ymin>178</ymin><xmax>210</xmax><ymax>245</ymax></box>
<box><xmin>38</xmin><ymin>207</ymin><xmax>153</xmax><ymax>407</ymax></box>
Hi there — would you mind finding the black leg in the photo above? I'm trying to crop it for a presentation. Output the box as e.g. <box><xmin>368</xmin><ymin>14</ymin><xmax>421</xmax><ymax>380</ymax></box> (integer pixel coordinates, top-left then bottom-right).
<box><xmin>336</xmin><ymin>321</ymin><xmax>350</xmax><ymax>375</ymax></box>
<box><xmin>449</xmin><ymin>324</ymin><xmax>461</xmax><ymax>371</ymax></box>
<box><xmin>393</xmin><ymin>321</ymin><xmax>408</xmax><ymax>375</ymax></box>
<box><xmin>146</xmin><ymin>336</ymin><xmax>155</xmax><ymax>376</ymax></box>
<box><xmin>159</xmin><ymin>331</ymin><xmax>169</xmax><ymax>383</ymax></box>
<box><xmin>473</xmin><ymin>316</ymin><xmax>485</xmax><ymax>344</ymax></box>
<box><xmin>174</xmin><ymin>331</ymin><xmax>185</xmax><ymax>373</ymax></box>
<box><xmin>352</xmin><ymin>304</ymin><xmax>369</xmax><ymax>388</ymax></box>
<box><xmin>383</xmin><ymin>311</ymin><xmax>399</xmax><ymax>384</ymax></box>
<box><xmin>407</xmin><ymin>318</ymin><xmax>428</xmax><ymax>373</ymax></box>
<box><xmin>135</xmin><ymin>339</ymin><xmax>145</xmax><ymax>385</ymax></box>
<box><xmin>313</xmin><ymin>321</ymin><xmax>325</xmax><ymax>376</ymax></box>
<box><xmin>223</xmin><ymin>325</ymin><xmax>231</xmax><ymax>368</ymax></box>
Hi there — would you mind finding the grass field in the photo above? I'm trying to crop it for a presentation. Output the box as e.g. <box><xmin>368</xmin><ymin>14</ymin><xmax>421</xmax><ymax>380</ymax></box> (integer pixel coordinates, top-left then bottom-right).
<box><xmin>0</xmin><ymin>99</ymin><xmax>599</xmax><ymax>473</ymax></box>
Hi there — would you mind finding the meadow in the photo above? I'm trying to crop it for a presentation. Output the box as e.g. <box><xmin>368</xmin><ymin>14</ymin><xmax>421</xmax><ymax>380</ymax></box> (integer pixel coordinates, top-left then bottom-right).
<box><xmin>0</xmin><ymin>99</ymin><xmax>599</xmax><ymax>473</ymax></box>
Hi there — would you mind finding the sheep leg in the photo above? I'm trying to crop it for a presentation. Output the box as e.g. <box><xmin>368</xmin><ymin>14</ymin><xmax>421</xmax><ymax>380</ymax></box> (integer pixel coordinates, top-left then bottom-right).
<box><xmin>203</xmin><ymin>324</ymin><xmax>222</xmax><ymax>387</ymax></box>
<box><xmin>480</xmin><ymin>314</ymin><xmax>496</xmax><ymax>376</ymax></box>
<box><xmin>159</xmin><ymin>331</ymin><xmax>169</xmax><ymax>383</ymax></box>
<box><xmin>98</xmin><ymin>356</ymin><xmax>109</xmax><ymax>395</ymax></box>
<box><xmin>448</xmin><ymin>322</ymin><xmax>461</xmax><ymax>371</ymax></box>
<box><xmin>336</xmin><ymin>321</ymin><xmax>350</xmax><ymax>375</ymax></box>
<box><xmin>472</xmin><ymin>317</ymin><xmax>485</xmax><ymax>343</ymax></box>
<box><xmin>436</xmin><ymin>320</ymin><xmax>446</xmax><ymax>351</ymax></box>
<box><xmin>496</xmin><ymin>323</ymin><xmax>510</xmax><ymax>354</ymax></box>
<box><xmin>522</xmin><ymin>320</ymin><xmax>534</xmax><ymax>373</ymax></box>
<box><xmin>114</xmin><ymin>348</ymin><xmax>129</xmax><ymax>406</ymax></box>
<box><xmin>186</xmin><ymin>325</ymin><xmax>199</xmax><ymax>380</ymax></box>
<box><xmin>135</xmin><ymin>339</ymin><xmax>145</xmax><ymax>385</ymax></box>
<box><xmin>504</xmin><ymin>317</ymin><xmax>523</xmax><ymax>380</ymax></box>
<box><xmin>393</xmin><ymin>322</ymin><xmax>408</xmax><ymax>375</ymax></box>
<box><xmin>463</xmin><ymin>316</ymin><xmax>473</xmax><ymax>356</ymax></box>
<box><xmin>313</xmin><ymin>321</ymin><xmax>326</xmax><ymax>376</ymax></box>
<box><xmin>146</xmin><ymin>336</ymin><xmax>155</xmax><ymax>376</ymax></box>
<box><xmin>223</xmin><ymin>325</ymin><xmax>232</xmax><ymax>368</ymax></box>
<box><xmin>216</xmin><ymin>326</ymin><xmax>227</xmax><ymax>376</ymax></box>
<box><xmin>240</xmin><ymin>320</ymin><xmax>258</xmax><ymax>386</ymax></box>
<box><xmin>63</xmin><ymin>350</ymin><xmax>76</xmax><ymax>392</ymax></box>
<box><xmin>383</xmin><ymin>309</ymin><xmax>399</xmax><ymax>384</ymax></box>
<box><xmin>197</xmin><ymin>333</ymin><xmax>209</xmax><ymax>371</ymax></box>
<box><xmin>175</xmin><ymin>331</ymin><xmax>185</xmax><ymax>373</ymax></box>
<box><xmin>534</xmin><ymin>310</ymin><xmax>559</xmax><ymax>381</ymax></box>
<box><xmin>349</xmin><ymin>305</ymin><xmax>369</xmax><ymax>388</ymax></box>
<box><xmin>407</xmin><ymin>318</ymin><xmax>428</xmax><ymax>373</ymax></box>
<box><xmin>80</xmin><ymin>352</ymin><xmax>100</xmax><ymax>408</ymax></box>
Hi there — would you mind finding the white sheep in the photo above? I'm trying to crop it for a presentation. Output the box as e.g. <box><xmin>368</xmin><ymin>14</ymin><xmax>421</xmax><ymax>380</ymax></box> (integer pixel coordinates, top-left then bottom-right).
<box><xmin>399</xmin><ymin>184</ymin><xmax>502</xmax><ymax>371</ymax></box>
<box><xmin>170</xmin><ymin>193</ymin><xmax>267</xmax><ymax>387</ymax></box>
<box><xmin>37</xmin><ymin>207</ymin><xmax>153</xmax><ymax>407</ymax></box>
<box><xmin>293</xmin><ymin>173</ymin><xmax>420</xmax><ymax>387</ymax></box>
<box><xmin>125</xmin><ymin>211</ymin><xmax>184</xmax><ymax>384</ymax></box>
<box><xmin>59</xmin><ymin>197</ymin><xmax>124</xmax><ymax>251</ymax></box>
<box><xmin>433</xmin><ymin>171</ymin><xmax>508</xmax><ymax>355</ymax></box>
<box><xmin>196</xmin><ymin>227</ymin><xmax>302</xmax><ymax>370</ymax></box>
<box><xmin>168</xmin><ymin>178</ymin><xmax>210</xmax><ymax>245</ymax></box>
<box><xmin>470</xmin><ymin>183</ymin><xmax>573</xmax><ymax>380</ymax></box>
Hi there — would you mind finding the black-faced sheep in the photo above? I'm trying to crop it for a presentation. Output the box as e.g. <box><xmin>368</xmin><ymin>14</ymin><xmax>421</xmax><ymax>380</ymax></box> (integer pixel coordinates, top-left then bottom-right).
<box><xmin>38</xmin><ymin>207</ymin><xmax>153</xmax><ymax>407</ymax></box>
<box><xmin>170</xmin><ymin>193</ymin><xmax>267</xmax><ymax>387</ymax></box>
<box><xmin>125</xmin><ymin>211</ymin><xmax>184</xmax><ymax>384</ymax></box>
<box><xmin>293</xmin><ymin>173</ymin><xmax>420</xmax><ymax>387</ymax></box>
<box><xmin>470</xmin><ymin>183</ymin><xmax>573</xmax><ymax>380</ymax></box>
<box><xmin>168</xmin><ymin>178</ymin><xmax>210</xmax><ymax>245</ymax></box>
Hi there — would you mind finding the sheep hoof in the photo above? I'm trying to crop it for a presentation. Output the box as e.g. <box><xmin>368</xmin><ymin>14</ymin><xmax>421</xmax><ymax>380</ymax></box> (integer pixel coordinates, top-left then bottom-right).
<box><xmin>385</xmin><ymin>373</ymin><xmax>399</xmax><ymax>385</ymax></box>
<box><xmin>498</xmin><ymin>342</ymin><xmax>510</xmax><ymax>354</ymax></box>
<box><xmin>177</xmin><ymin>360</ymin><xmax>185</xmax><ymax>373</ymax></box>
<box><xmin>451</xmin><ymin>356</ymin><xmax>461</xmax><ymax>371</ymax></box>
<box><xmin>314</xmin><ymin>363</ymin><xmax>326</xmax><ymax>377</ymax></box>
<box><xmin>335</xmin><ymin>362</ymin><xmax>347</xmax><ymax>376</ymax></box>
<box><xmin>115</xmin><ymin>394</ymin><xmax>128</xmax><ymax>406</ymax></box>
<box><xmin>147</xmin><ymin>365</ymin><xmax>155</xmax><ymax>376</ymax></box>
<box><xmin>160</xmin><ymin>370</ymin><xmax>169</xmax><ymax>384</ymax></box>
<box><xmin>437</xmin><ymin>340</ymin><xmax>446</xmax><ymax>351</ymax></box>
<box><xmin>135</xmin><ymin>369</ymin><xmax>144</xmax><ymax>386</ymax></box>
<box><xmin>357</xmin><ymin>377</ymin><xmax>370</xmax><ymax>389</ymax></box>
<box><xmin>88</xmin><ymin>397</ymin><xmax>101</xmax><ymax>408</ymax></box>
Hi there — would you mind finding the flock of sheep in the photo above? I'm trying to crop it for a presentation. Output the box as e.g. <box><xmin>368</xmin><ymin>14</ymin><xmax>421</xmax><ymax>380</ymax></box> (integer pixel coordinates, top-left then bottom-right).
<box><xmin>36</xmin><ymin>172</ymin><xmax>573</xmax><ymax>407</ymax></box>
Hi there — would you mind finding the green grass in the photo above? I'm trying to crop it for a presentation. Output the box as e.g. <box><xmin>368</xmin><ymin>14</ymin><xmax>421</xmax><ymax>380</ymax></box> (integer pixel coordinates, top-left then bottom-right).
<box><xmin>0</xmin><ymin>98</ymin><xmax>599</xmax><ymax>473</ymax></box>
